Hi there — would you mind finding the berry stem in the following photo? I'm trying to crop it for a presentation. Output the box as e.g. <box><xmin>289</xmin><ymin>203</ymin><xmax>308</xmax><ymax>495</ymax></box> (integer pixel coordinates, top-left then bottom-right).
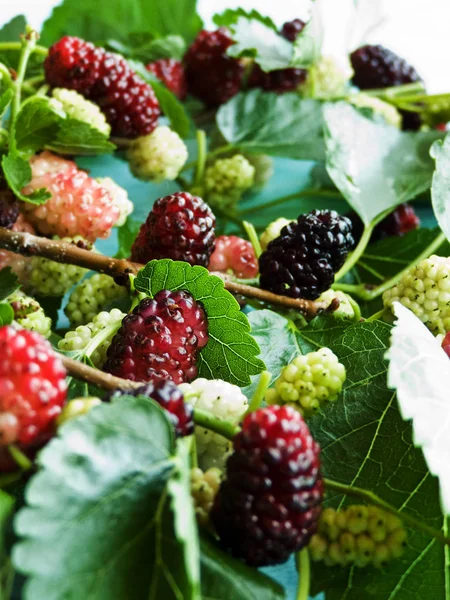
<box><xmin>0</xmin><ymin>41</ymin><xmax>48</xmax><ymax>57</ymax></box>
<box><xmin>247</xmin><ymin>370</ymin><xmax>272</xmax><ymax>414</ymax></box>
<box><xmin>0</xmin><ymin>228</ymin><xmax>330</xmax><ymax>319</ymax></box>
<box><xmin>324</xmin><ymin>478</ymin><xmax>450</xmax><ymax>546</ymax></box>
<box><xmin>366</xmin><ymin>308</ymin><xmax>387</xmax><ymax>322</ymax></box>
<box><xmin>242</xmin><ymin>220</ymin><xmax>262</xmax><ymax>258</ymax></box>
<box><xmin>9</xmin><ymin>29</ymin><xmax>38</xmax><ymax>154</ymax></box>
<box><xmin>295</xmin><ymin>549</ymin><xmax>311</xmax><ymax>600</ymax></box>
<box><xmin>193</xmin><ymin>407</ymin><xmax>240</xmax><ymax>440</ymax></box>
<box><xmin>7</xmin><ymin>445</ymin><xmax>32</xmax><ymax>471</ymax></box>
<box><xmin>194</xmin><ymin>129</ymin><xmax>207</xmax><ymax>186</ymax></box>
<box><xmin>238</xmin><ymin>188</ymin><xmax>342</xmax><ymax>217</ymax></box>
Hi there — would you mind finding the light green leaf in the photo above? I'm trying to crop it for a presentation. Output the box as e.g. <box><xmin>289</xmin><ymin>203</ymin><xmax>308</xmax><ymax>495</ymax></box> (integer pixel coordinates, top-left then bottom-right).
<box><xmin>13</xmin><ymin>396</ymin><xmax>201</xmax><ymax>600</ymax></box>
<box><xmin>200</xmin><ymin>534</ymin><xmax>286</xmax><ymax>599</ymax></box>
<box><xmin>217</xmin><ymin>90</ymin><xmax>325</xmax><ymax>160</ymax></box>
<box><xmin>0</xmin><ymin>267</ymin><xmax>20</xmax><ymax>301</ymax></box>
<box><xmin>0</xmin><ymin>15</ymin><xmax>26</xmax><ymax>69</ymax></box>
<box><xmin>1</xmin><ymin>154</ymin><xmax>50</xmax><ymax>205</ymax></box>
<box><xmin>15</xmin><ymin>97</ymin><xmax>63</xmax><ymax>156</ymax></box>
<box><xmin>387</xmin><ymin>302</ymin><xmax>450</xmax><ymax>513</ymax></box>
<box><xmin>41</xmin><ymin>0</ymin><xmax>202</xmax><ymax>46</ymax></box>
<box><xmin>0</xmin><ymin>303</ymin><xmax>14</xmax><ymax>326</ymax></box>
<box><xmin>248</xmin><ymin>313</ymin><xmax>448</xmax><ymax>599</ymax></box>
<box><xmin>108</xmin><ymin>34</ymin><xmax>186</xmax><ymax>62</ymax></box>
<box><xmin>324</xmin><ymin>102</ymin><xmax>441</xmax><ymax>224</ymax></box>
<box><xmin>134</xmin><ymin>259</ymin><xmax>265</xmax><ymax>386</ymax></box>
<box><xmin>0</xmin><ymin>89</ymin><xmax>13</xmax><ymax>121</ymax></box>
<box><xmin>431</xmin><ymin>134</ymin><xmax>450</xmax><ymax>242</ymax></box>
<box><xmin>46</xmin><ymin>118</ymin><xmax>116</xmax><ymax>155</ymax></box>
<box><xmin>213</xmin><ymin>8</ymin><xmax>277</xmax><ymax>30</ymax></box>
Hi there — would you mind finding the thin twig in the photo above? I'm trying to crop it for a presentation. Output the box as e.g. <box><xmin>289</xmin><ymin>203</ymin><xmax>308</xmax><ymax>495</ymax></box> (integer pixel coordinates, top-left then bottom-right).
<box><xmin>61</xmin><ymin>354</ymin><xmax>142</xmax><ymax>391</ymax></box>
<box><xmin>0</xmin><ymin>228</ymin><xmax>330</xmax><ymax>319</ymax></box>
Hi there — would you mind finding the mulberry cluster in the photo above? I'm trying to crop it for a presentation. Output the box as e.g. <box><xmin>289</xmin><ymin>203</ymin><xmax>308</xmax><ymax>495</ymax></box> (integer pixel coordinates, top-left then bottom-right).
<box><xmin>179</xmin><ymin>378</ymin><xmax>248</xmax><ymax>469</ymax></box>
<box><xmin>65</xmin><ymin>273</ymin><xmax>129</xmax><ymax>327</ymax></box>
<box><xmin>382</xmin><ymin>255</ymin><xmax>450</xmax><ymax>334</ymax></box>
<box><xmin>310</xmin><ymin>505</ymin><xmax>407</xmax><ymax>568</ymax></box>
<box><xmin>266</xmin><ymin>348</ymin><xmax>346</xmax><ymax>415</ymax></box>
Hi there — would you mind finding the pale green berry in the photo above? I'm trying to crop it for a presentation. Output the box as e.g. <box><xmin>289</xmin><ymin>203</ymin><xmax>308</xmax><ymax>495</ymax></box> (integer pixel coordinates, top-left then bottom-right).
<box><xmin>266</xmin><ymin>348</ymin><xmax>346</xmax><ymax>415</ymax></box>
<box><xmin>190</xmin><ymin>467</ymin><xmax>222</xmax><ymax>525</ymax></box>
<box><xmin>127</xmin><ymin>126</ymin><xmax>188</xmax><ymax>182</ymax></box>
<box><xmin>57</xmin><ymin>397</ymin><xmax>102</xmax><ymax>426</ymax></box>
<box><xmin>204</xmin><ymin>154</ymin><xmax>255</xmax><ymax>210</ymax></box>
<box><xmin>52</xmin><ymin>88</ymin><xmax>111</xmax><ymax>136</ymax></box>
<box><xmin>349</xmin><ymin>93</ymin><xmax>402</xmax><ymax>129</ymax></box>
<box><xmin>260</xmin><ymin>218</ymin><xmax>293</xmax><ymax>251</ymax></box>
<box><xmin>8</xmin><ymin>290</ymin><xmax>52</xmax><ymax>338</ymax></box>
<box><xmin>302</xmin><ymin>55</ymin><xmax>353</xmax><ymax>100</ymax></box>
<box><xmin>383</xmin><ymin>255</ymin><xmax>450</xmax><ymax>333</ymax></box>
<box><xmin>316</xmin><ymin>289</ymin><xmax>360</xmax><ymax>321</ymax></box>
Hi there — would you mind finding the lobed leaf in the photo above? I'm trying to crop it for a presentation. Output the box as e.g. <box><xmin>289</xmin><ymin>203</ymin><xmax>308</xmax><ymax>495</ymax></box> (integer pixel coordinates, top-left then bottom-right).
<box><xmin>1</xmin><ymin>154</ymin><xmax>50</xmax><ymax>205</ymax></box>
<box><xmin>134</xmin><ymin>259</ymin><xmax>265</xmax><ymax>386</ymax></box>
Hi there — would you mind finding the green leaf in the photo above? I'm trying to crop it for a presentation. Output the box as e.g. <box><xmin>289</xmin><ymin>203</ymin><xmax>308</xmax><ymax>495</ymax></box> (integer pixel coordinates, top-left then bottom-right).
<box><xmin>200</xmin><ymin>534</ymin><xmax>286</xmax><ymax>599</ymax></box>
<box><xmin>213</xmin><ymin>8</ymin><xmax>277</xmax><ymax>30</ymax></box>
<box><xmin>0</xmin><ymin>303</ymin><xmax>13</xmax><ymax>326</ymax></box>
<box><xmin>115</xmin><ymin>217</ymin><xmax>141</xmax><ymax>259</ymax></box>
<box><xmin>46</xmin><ymin>118</ymin><xmax>116</xmax><ymax>155</ymax></box>
<box><xmin>129</xmin><ymin>60</ymin><xmax>191</xmax><ymax>138</ymax></box>
<box><xmin>1</xmin><ymin>154</ymin><xmax>50</xmax><ymax>205</ymax></box>
<box><xmin>431</xmin><ymin>135</ymin><xmax>450</xmax><ymax>242</ymax></box>
<box><xmin>217</xmin><ymin>90</ymin><xmax>325</xmax><ymax>160</ymax></box>
<box><xmin>323</xmin><ymin>102</ymin><xmax>441</xmax><ymax>225</ymax></box>
<box><xmin>108</xmin><ymin>34</ymin><xmax>186</xmax><ymax>62</ymax></box>
<box><xmin>0</xmin><ymin>89</ymin><xmax>13</xmax><ymax>121</ymax></box>
<box><xmin>134</xmin><ymin>259</ymin><xmax>265</xmax><ymax>386</ymax></box>
<box><xmin>387</xmin><ymin>303</ymin><xmax>450</xmax><ymax>513</ymax></box>
<box><xmin>0</xmin><ymin>15</ymin><xmax>26</xmax><ymax>68</ymax></box>
<box><xmin>13</xmin><ymin>396</ymin><xmax>201</xmax><ymax>600</ymax></box>
<box><xmin>0</xmin><ymin>490</ymin><xmax>14</xmax><ymax>599</ymax></box>
<box><xmin>41</xmin><ymin>0</ymin><xmax>202</xmax><ymax>46</ymax></box>
<box><xmin>0</xmin><ymin>267</ymin><xmax>20</xmax><ymax>301</ymax></box>
<box><xmin>15</xmin><ymin>97</ymin><xmax>63</xmax><ymax>156</ymax></box>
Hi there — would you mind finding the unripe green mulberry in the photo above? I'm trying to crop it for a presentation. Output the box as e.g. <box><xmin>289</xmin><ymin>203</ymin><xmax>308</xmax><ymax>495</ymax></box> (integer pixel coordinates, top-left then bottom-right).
<box><xmin>260</xmin><ymin>218</ymin><xmax>293</xmax><ymax>251</ymax></box>
<box><xmin>127</xmin><ymin>125</ymin><xmax>188</xmax><ymax>182</ymax></box>
<box><xmin>57</xmin><ymin>397</ymin><xmax>102</xmax><ymax>426</ymax></box>
<box><xmin>349</xmin><ymin>93</ymin><xmax>402</xmax><ymax>129</ymax></box>
<box><xmin>52</xmin><ymin>88</ymin><xmax>111</xmax><ymax>136</ymax></box>
<box><xmin>302</xmin><ymin>55</ymin><xmax>352</xmax><ymax>100</ymax></box>
<box><xmin>266</xmin><ymin>348</ymin><xmax>346</xmax><ymax>415</ymax></box>
<box><xmin>309</xmin><ymin>505</ymin><xmax>407</xmax><ymax>568</ymax></box>
<box><xmin>244</xmin><ymin>153</ymin><xmax>274</xmax><ymax>190</ymax></box>
<box><xmin>58</xmin><ymin>308</ymin><xmax>125</xmax><ymax>367</ymax></box>
<box><xmin>190</xmin><ymin>467</ymin><xmax>222</xmax><ymax>525</ymax></box>
<box><xmin>383</xmin><ymin>255</ymin><xmax>450</xmax><ymax>334</ymax></box>
<box><xmin>8</xmin><ymin>290</ymin><xmax>52</xmax><ymax>338</ymax></box>
<box><xmin>317</xmin><ymin>290</ymin><xmax>360</xmax><ymax>321</ymax></box>
<box><xmin>23</xmin><ymin>236</ymin><xmax>91</xmax><ymax>297</ymax></box>
<box><xmin>65</xmin><ymin>273</ymin><xmax>129</xmax><ymax>327</ymax></box>
<box><xmin>204</xmin><ymin>154</ymin><xmax>255</xmax><ymax>210</ymax></box>
<box><xmin>96</xmin><ymin>177</ymin><xmax>133</xmax><ymax>227</ymax></box>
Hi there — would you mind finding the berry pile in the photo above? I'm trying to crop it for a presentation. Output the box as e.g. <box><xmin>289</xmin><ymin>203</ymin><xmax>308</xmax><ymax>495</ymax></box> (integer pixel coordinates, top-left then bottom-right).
<box><xmin>45</xmin><ymin>36</ymin><xmax>160</xmax><ymax>137</ymax></box>
<box><xmin>383</xmin><ymin>255</ymin><xmax>450</xmax><ymax>334</ymax></box>
<box><xmin>103</xmin><ymin>290</ymin><xmax>208</xmax><ymax>384</ymax></box>
<box><xmin>259</xmin><ymin>210</ymin><xmax>354</xmax><ymax>300</ymax></box>
<box><xmin>0</xmin><ymin>326</ymin><xmax>67</xmax><ymax>448</ymax></box>
<box><xmin>179</xmin><ymin>378</ymin><xmax>248</xmax><ymax>469</ymax></box>
<box><xmin>211</xmin><ymin>405</ymin><xmax>323</xmax><ymax>566</ymax></box>
<box><xmin>131</xmin><ymin>192</ymin><xmax>216</xmax><ymax>267</ymax></box>
<box><xmin>266</xmin><ymin>348</ymin><xmax>346</xmax><ymax>415</ymax></box>
<box><xmin>108</xmin><ymin>378</ymin><xmax>193</xmax><ymax>437</ymax></box>
<box><xmin>208</xmin><ymin>235</ymin><xmax>258</xmax><ymax>279</ymax></box>
<box><xmin>310</xmin><ymin>505</ymin><xmax>407</xmax><ymax>568</ymax></box>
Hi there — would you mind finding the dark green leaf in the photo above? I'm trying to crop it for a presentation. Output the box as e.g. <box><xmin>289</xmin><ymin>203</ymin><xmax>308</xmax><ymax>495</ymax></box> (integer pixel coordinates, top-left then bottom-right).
<box><xmin>213</xmin><ymin>8</ymin><xmax>276</xmax><ymax>30</ymax></box>
<box><xmin>200</xmin><ymin>534</ymin><xmax>286</xmax><ymax>599</ymax></box>
<box><xmin>134</xmin><ymin>259</ymin><xmax>265</xmax><ymax>386</ymax></box>
<box><xmin>248</xmin><ymin>312</ymin><xmax>447</xmax><ymax>599</ymax></box>
<box><xmin>0</xmin><ymin>267</ymin><xmax>20</xmax><ymax>301</ymax></box>
<box><xmin>13</xmin><ymin>396</ymin><xmax>201</xmax><ymax>600</ymax></box>
<box><xmin>0</xmin><ymin>15</ymin><xmax>26</xmax><ymax>68</ymax></box>
<box><xmin>130</xmin><ymin>61</ymin><xmax>191</xmax><ymax>138</ymax></box>
<box><xmin>0</xmin><ymin>89</ymin><xmax>13</xmax><ymax>121</ymax></box>
<box><xmin>41</xmin><ymin>0</ymin><xmax>202</xmax><ymax>46</ymax></box>
<box><xmin>217</xmin><ymin>91</ymin><xmax>325</xmax><ymax>160</ymax></box>
<box><xmin>431</xmin><ymin>135</ymin><xmax>450</xmax><ymax>241</ymax></box>
<box><xmin>323</xmin><ymin>102</ymin><xmax>441</xmax><ymax>225</ymax></box>
<box><xmin>15</xmin><ymin>97</ymin><xmax>62</xmax><ymax>156</ymax></box>
<box><xmin>1</xmin><ymin>154</ymin><xmax>50</xmax><ymax>205</ymax></box>
<box><xmin>46</xmin><ymin>118</ymin><xmax>116</xmax><ymax>155</ymax></box>
<box><xmin>115</xmin><ymin>217</ymin><xmax>141</xmax><ymax>259</ymax></box>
